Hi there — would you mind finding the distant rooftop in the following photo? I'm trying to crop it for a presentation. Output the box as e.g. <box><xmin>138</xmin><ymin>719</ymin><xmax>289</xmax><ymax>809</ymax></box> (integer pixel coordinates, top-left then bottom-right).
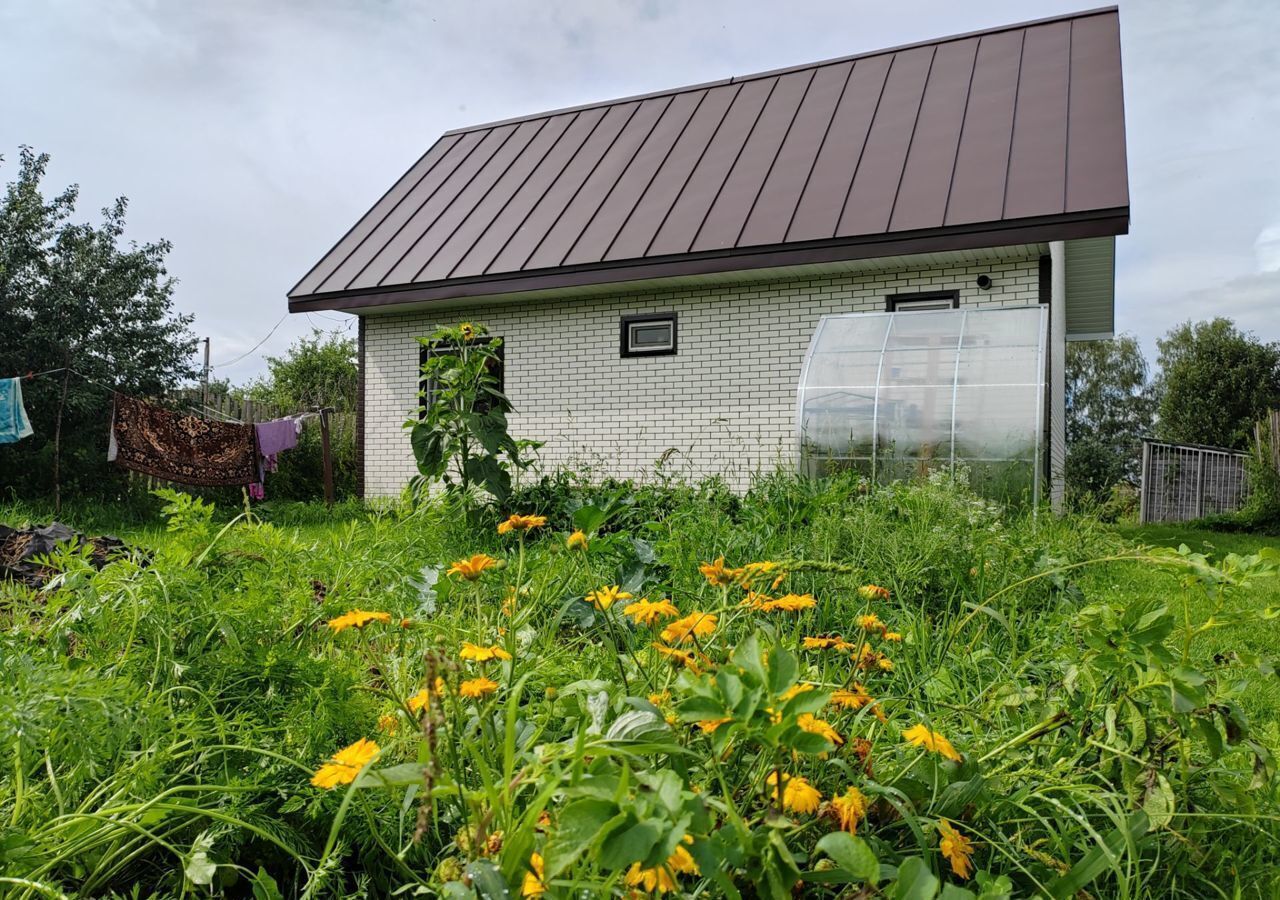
<box><xmin>290</xmin><ymin>6</ymin><xmax>1128</xmax><ymax>312</ymax></box>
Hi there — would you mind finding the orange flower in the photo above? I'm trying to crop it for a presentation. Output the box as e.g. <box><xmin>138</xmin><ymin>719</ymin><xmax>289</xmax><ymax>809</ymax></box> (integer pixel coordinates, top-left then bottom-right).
<box><xmin>883</xmin><ymin>631</ymin><xmax>903</xmax><ymax>642</ymax></box>
<box><xmin>855</xmin><ymin>642</ymin><xmax>892</xmax><ymax>672</ymax></box>
<box><xmin>660</xmin><ymin>611</ymin><xmax>717</xmax><ymax>644</ymax></box>
<box><xmin>697</xmin><ymin>717</ymin><xmax>732</xmax><ymax>733</ymax></box>
<box><xmin>566</xmin><ymin>529</ymin><xmax>588</xmax><ymax>551</ymax></box>
<box><xmin>623</xmin><ymin>598</ymin><xmax>680</xmax><ymax>626</ymax></box>
<box><xmin>857</xmin><ymin>613</ymin><xmax>887</xmax><ymax>634</ymax></box>
<box><xmin>624</xmin><ymin>840</ymin><xmax>699</xmax><ymax>894</ymax></box>
<box><xmin>460</xmin><ymin>641</ymin><xmax>512</xmax><ymax>663</ymax></box>
<box><xmin>780</xmin><ymin>683</ymin><xmax>814</xmax><ymax>702</ymax></box>
<box><xmin>311</xmin><ymin>738</ymin><xmax>380</xmax><ymax>788</ymax></box>
<box><xmin>521</xmin><ymin>852</ymin><xmax>546</xmax><ymax>896</ymax></box>
<box><xmin>938</xmin><ymin>819</ymin><xmax>975</xmax><ymax>878</ymax></box>
<box><xmin>803</xmin><ymin>635</ymin><xmax>855</xmax><ymax>652</ymax></box>
<box><xmin>498</xmin><ymin>513</ymin><xmax>547</xmax><ymax>535</ymax></box>
<box><xmin>585</xmin><ymin>584</ymin><xmax>633</xmax><ymax>610</ymax></box>
<box><xmin>377</xmin><ymin>714</ymin><xmax>398</xmax><ymax>733</ymax></box>
<box><xmin>327</xmin><ymin>609</ymin><xmax>392</xmax><ymax>633</ymax></box>
<box><xmin>903</xmin><ymin>724</ymin><xmax>962</xmax><ymax>762</ymax></box>
<box><xmin>858</xmin><ymin>584</ymin><xmax>890</xmax><ymax>601</ymax></box>
<box><xmin>758</xmin><ymin>593</ymin><xmax>816</xmax><ymax>613</ymax></box>
<box><xmin>766</xmin><ymin>772</ymin><xmax>821</xmax><ymax>814</ymax></box>
<box><xmin>797</xmin><ymin>713</ymin><xmax>843</xmax><ymax>745</ymax></box>
<box><xmin>459</xmin><ymin>677</ymin><xmax>499</xmax><ymax>699</ymax></box>
<box><xmin>653</xmin><ymin>643</ymin><xmax>710</xmax><ymax>675</ymax></box>
<box><xmin>698</xmin><ymin>556</ymin><xmax>743</xmax><ymax>587</ymax></box>
<box><xmin>407</xmin><ymin>678</ymin><xmax>447</xmax><ymax>713</ymax></box>
<box><xmin>830</xmin><ymin>683</ymin><xmax>887</xmax><ymax>723</ymax></box>
<box><xmin>447</xmin><ymin>553</ymin><xmax>499</xmax><ymax>580</ymax></box>
<box><xmin>830</xmin><ymin>786</ymin><xmax>868</xmax><ymax>834</ymax></box>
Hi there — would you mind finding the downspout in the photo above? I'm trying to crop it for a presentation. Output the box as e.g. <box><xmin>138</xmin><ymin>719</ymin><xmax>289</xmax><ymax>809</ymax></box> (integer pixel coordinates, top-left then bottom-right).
<box><xmin>1050</xmin><ymin>241</ymin><xmax>1067</xmax><ymax>513</ymax></box>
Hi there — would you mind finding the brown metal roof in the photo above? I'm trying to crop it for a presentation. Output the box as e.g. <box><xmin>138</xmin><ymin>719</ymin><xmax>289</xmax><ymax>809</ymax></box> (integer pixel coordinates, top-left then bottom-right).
<box><xmin>290</xmin><ymin>6</ymin><xmax>1127</xmax><ymax>312</ymax></box>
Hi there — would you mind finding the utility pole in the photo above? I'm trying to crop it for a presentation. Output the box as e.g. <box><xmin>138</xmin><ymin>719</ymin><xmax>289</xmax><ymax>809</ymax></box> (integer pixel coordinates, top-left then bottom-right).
<box><xmin>201</xmin><ymin>337</ymin><xmax>211</xmax><ymax>410</ymax></box>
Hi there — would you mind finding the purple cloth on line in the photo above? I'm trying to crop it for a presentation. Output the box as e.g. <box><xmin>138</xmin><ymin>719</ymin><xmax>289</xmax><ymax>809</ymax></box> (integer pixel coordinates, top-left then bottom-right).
<box><xmin>250</xmin><ymin>418</ymin><xmax>300</xmax><ymax>499</ymax></box>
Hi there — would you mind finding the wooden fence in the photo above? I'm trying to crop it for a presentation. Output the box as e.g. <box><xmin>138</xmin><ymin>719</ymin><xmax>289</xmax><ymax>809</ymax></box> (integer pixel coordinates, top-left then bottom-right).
<box><xmin>1139</xmin><ymin>439</ymin><xmax>1249</xmax><ymax>524</ymax></box>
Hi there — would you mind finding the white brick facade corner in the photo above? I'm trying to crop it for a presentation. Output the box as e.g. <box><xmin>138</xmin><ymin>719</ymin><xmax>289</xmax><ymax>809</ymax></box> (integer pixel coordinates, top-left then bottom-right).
<box><xmin>360</xmin><ymin>253</ymin><xmax>1043</xmax><ymax>496</ymax></box>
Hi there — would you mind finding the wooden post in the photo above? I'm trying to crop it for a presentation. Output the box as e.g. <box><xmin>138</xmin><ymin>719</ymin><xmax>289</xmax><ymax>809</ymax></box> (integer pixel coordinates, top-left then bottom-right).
<box><xmin>201</xmin><ymin>337</ymin><xmax>211</xmax><ymax>410</ymax></box>
<box><xmin>52</xmin><ymin>352</ymin><xmax>71</xmax><ymax>515</ymax></box>
<box><xmin>319</xmin><ymin>406</ymin><xmax>334</xmax><ymax>508</ymax></box>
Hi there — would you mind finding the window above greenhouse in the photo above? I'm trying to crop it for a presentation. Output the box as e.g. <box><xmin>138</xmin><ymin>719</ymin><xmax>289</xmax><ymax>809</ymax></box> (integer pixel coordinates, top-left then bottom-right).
<box><xmin>796</xmin><ymin>306</ymin><xmax>1048</xmax><ymax>502</ymax></box>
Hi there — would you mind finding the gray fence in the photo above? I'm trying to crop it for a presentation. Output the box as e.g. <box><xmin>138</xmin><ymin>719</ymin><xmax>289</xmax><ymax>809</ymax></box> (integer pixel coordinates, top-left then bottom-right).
<box><xmin>1139</xmin><ymin>439</ymin><xmax>1249</xmax><ymax>524</ymax></box>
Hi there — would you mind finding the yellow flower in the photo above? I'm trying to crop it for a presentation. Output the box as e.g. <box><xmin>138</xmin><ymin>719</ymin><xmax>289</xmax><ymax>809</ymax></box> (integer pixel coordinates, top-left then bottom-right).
<box><xmin>311</xmin><ymin>738</ymin><xmax>380</xmax><ymax>788</ymax></box>
<box><xmin>883</xmin><ymin>631</ymin><xmax>903</xmax><ymax>642</ymax></box>
<box><xmin>698</xmin><ymin>717</ymin><xmax>732</xmax><ymax>733</ymax></box>
<box><xmin>830</xmin><ymin>786</ymin><xmax>868</xmax><ymax>834</ymax></box>
<box><xmin>855</xmin><ymin>642</ymin><xmax>892</xmax><ymax>672</ymax></box>
<box><xmin>652</xmin><ymin>643</ymin><xmax>710</xmax><ymax>675</ymax></box>
<box><xmin>877</xmin><ymin>656</ymin><xmax>894</xmax><ymax>672</ymax></box>
<box><xmin>903</xmin><ymin>724</ymin><xmax>962</xmax><ymax>762</ymax></box>
<box><xmin>459</xmin><ymin>322</ymin><xmax>476</xmax><ymax>341</ymax></box>
<box><xmin>759</xmin><ymin>593</ymin><xmax>816</xmax><ymax>613</ymax></box>
<box><xmin>699</xmin><ymin>556</ymin><xmax>743</xmax><ymax>587</ymax></box>
<box><xmin>802</xmin><ymin>635</ymin><xmax>855</xmax><ymax>652</ymax></box>
<box><xmin>566</xmin><ymin>529</ymin><xmax>588</xmax><ymax>551</ymax></box>
<box><xmin>740</xmin><ymin>591</ymin><xmax>773</xmax><ymax>610</ymax></box>
<box><xmin>447</xmin><ymin>553</ymin><xmax>499</xmax><ymax>580</ymax></box>
<box><xmin>459</xmin><ymin>641</ymin><xmax>512</xmax><ymax>663</ymax></box>
<box><xmin>830</xmin><ymin>683</ymin><xmax>887</xmax><ymax>722</ymax></box>
<box><xmin>780</xmin><ymin>682</ymin><xmax>814</xmax><ymax>702</ymax></box>
<box><xmin>498</xmin><ymin>513</ymin><xmax>547</xmax><ymax>535</ymax></box>
<box><xmin>938</xmin><ymin>819</ymin><xmax>975</xmax><ymax>879</ymax></box>
<box><xmin>327</xmin><ymin>609</ymin><xmax>392</xmax><ymax>633</ymax></box>
<box><xmin>660</xmin><ymin>611</ymin><xmax>717</xmax><ymax>644</ymax></box>
<box><xmin>857</xmin><ymin>613</ymin><xmax>886</xmax><ymax>634</ymax></box>
<box><xmin>766</xmin><ymin>772</ymin><xmax>821</xmax><ymax>814</ymax></box>
<box><xmin>623</xmin><ymin>598</ymin><xmax>680</xmax><ymax>625</ymax></box>
<box><xmin>377</xmin><ymin>714</ymin><xmax>398</xmax><ymax>734</ymax></box>
<box><xmin>521</xmin><ymin>851</ymin><xmax>546</xmax><ymax>896</ymax></box>
<box><xmin>459</xmin><ymin>677</ymin><xmax>499</xmax><ymax>698</ymax></box>
<box><xmin>407</xmin><ymin>678</ymin><xmax>447</xmax><ymax>713</ymax></box>
<box><xmin>585</xmin><ymin>584</ymin><xmax>633</xmax><ymax>610</ymax></box>
<box><xmin>797</xmin><ymin>713</ymin><xmax>843</xmax><ymax>745</ymax></box>
<box><xmin>858</xmin><ymin>584</ymin><xmax>890</xmax><ymax>601</ymax></box>
<box><xmin>624</xmin><ymin>841</ymin><xmax>699</xmax><ymax>894</ymax></box>
<box><xmin>648</xmin><ymin>691</ymin><xmax>671</xmax><ymax>707</ymax></box>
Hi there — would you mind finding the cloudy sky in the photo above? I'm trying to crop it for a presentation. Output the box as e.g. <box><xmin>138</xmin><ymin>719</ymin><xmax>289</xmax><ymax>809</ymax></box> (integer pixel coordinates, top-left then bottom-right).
<box><xmin>3</xmin><ymin>0</ymin><xmax>1277</xmax><ymax>380</ymax></box>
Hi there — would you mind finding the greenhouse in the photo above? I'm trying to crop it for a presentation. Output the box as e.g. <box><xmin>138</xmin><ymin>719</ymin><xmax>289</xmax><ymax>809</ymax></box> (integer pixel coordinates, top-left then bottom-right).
<box><xmin>796</xmin><ymin>306</ymin><xmax>1048</xmax><ymax>502</ymax></box>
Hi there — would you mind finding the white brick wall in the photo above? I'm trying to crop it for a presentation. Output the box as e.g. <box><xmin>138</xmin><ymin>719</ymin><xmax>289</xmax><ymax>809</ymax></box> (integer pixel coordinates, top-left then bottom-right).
<box><xmin>361</xmin><ymin>253</ymin><xmax>1042</xmax><ymax>496</ymax></box>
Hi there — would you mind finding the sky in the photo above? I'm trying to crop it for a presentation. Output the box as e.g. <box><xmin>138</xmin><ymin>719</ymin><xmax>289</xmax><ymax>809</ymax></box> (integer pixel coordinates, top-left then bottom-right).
<box><xmin>2</xmin><ymin>0</ymin><xmax>1278</xmax><ymax>381</ymax></box>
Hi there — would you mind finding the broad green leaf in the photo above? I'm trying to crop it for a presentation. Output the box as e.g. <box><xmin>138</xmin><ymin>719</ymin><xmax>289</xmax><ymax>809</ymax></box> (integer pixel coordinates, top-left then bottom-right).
<box><xmin>598</xmin><ymin>819</ymin><xmax>663</xmax><ymax>869</ymax></box>
<box><xmin>546</xmin><ymin>799</ymin><xmax>621</xmax><ymax>876</ymax></box>
<box><xmin>353</xmin><ymin>762</ymin><xmax>426</xmax><ymax>788</ymax></box>
<box><xmin>467</xmin><ymin>859</ymin><xmax>510</xmax><ymax>899</ymax></box>
<box><xmin>250</xmin><ymin>867</ymin><xmax>284</xmax><ymax>900</ymax></box>
<box><xmin>812</xmin><ymin>831</ymin><xmax>879</xmax><ymax>883</ymax></box>
<box><xmin>892</xmin><ymin>856</ymin><xmax>938</xmax><ymax>900</ymax></box>
<box><xmin>1142</xmin><ymin>773</ymin><xmax>1175</xmax><ymax>830</ymax></box>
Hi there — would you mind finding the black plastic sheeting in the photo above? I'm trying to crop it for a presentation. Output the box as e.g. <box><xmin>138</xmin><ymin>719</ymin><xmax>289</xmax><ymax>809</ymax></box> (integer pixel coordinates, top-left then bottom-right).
<box><xmin>0</xmin><ymin>522</ymin><xmax>138</xmax><ymax>589</ymax></box>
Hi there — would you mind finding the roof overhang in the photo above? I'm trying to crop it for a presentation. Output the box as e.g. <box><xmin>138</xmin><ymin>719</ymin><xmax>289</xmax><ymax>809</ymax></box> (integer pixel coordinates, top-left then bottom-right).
<box><xmin>289</xmin><ymin>209</ymin><xmax>1126</xmax><ymax>313</ymax></box>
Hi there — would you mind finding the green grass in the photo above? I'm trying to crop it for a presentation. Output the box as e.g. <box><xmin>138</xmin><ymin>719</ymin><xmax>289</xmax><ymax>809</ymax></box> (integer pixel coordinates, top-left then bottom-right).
<box><xmin>1</xmin><ymin>479</ymin><xmax>1279</xmax><ymax>899</ymax></box>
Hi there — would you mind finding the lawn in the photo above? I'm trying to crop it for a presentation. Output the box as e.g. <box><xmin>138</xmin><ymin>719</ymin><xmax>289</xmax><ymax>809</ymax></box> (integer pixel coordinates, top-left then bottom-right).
<box><xmin>1</xmin><ymin>477</ymin><xmax>1278</xmax><ymax>899</ymax></box>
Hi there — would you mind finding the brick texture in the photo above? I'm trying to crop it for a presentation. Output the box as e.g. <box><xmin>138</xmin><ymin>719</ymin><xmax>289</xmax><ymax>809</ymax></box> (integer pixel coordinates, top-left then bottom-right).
<box><xmin>362</xmin><ymin>254</ymin><xmax>1041</xmax><ymax>496</ymax></box>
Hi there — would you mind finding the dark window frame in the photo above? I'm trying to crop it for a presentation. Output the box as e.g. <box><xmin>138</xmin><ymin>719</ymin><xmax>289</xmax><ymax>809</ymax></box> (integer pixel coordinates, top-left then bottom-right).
<box><xmin>885</xmin><ymin>290</ymin><xmax>960</xmax><ymax>312</ymax></box>
<box><xmin>620</xmin><ymin>312</ymin><xmax>678</xmax><ymax>358</ymax></box>
<box><xmin>418</xmin><ymin>335</ymin><xmax>504</xmax><ymax>418</ymax></box>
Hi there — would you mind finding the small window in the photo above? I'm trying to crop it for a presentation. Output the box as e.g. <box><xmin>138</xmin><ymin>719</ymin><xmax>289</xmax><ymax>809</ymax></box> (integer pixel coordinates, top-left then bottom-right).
<box><xmin>620</xmin><ymin>313</ymin><xmax>677</xmax><ymax>357</ymax></box>
<box><xmin>886</xmin><ymin>291</ymin><xmax>959</xmax><ymax>312</ymax></box>
<box><xmin>418</xmin><ymin>336</ymin><xmax>504</xmax><ymax>417</ymax></box>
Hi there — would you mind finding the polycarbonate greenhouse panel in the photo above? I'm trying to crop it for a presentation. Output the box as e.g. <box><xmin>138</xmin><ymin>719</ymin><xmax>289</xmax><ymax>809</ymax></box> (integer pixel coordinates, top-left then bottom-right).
<box><xmin>797</xmin><ymin>306</ymin><xmax>1048</xmax><ymax>502</ymax></box>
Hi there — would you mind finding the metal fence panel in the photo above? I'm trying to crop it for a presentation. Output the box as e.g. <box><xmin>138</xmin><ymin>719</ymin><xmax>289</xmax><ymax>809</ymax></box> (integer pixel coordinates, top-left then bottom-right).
<box><xmin>1139</xmin><ymin>439</ymin><xmax>1249</xmax><ymax>524</ymax></box>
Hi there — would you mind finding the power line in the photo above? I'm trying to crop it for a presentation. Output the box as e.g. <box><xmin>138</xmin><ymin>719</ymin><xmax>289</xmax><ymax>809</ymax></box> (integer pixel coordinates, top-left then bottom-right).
<box><xmin>209</xmin><ymin>314</ymin><xmax>289</xmax><ymax>371</ymax></box>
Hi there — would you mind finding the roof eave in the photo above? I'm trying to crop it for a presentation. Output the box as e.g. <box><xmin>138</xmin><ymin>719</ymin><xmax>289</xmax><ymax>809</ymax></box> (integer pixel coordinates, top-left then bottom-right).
<box><xmin>287</xmin><ymin>210</ymin><xmax>1128</xmax><ymax>314</ymax></box>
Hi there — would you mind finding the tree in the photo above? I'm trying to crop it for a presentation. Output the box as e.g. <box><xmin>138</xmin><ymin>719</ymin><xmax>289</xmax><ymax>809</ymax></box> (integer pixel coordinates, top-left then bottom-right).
<box><xmin>1155</xmin><ymin>318</ymin><xmax>1280</xmax><ymax>449</ymax></box>
<box><xmin>1064</xmin><ymin>335</ymin><xmax>1156</xmax><ymax>501</ymax></box>
<box><xmin>245</xmin><ymin>329</ymin><xmax>357</xmax><ymax>412</ymax></box>
<box><xmin>0</xmin><ymin>147</ymin><xmax>196</xmax><ymax>504</ymax></box>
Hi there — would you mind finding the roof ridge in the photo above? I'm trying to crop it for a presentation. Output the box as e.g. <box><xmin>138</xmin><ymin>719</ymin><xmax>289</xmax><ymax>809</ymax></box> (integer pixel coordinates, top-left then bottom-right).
<box><xmin>440</xmin><ymin>6</ymin><xmax>1118</xmax><ymax>137</ymax></box>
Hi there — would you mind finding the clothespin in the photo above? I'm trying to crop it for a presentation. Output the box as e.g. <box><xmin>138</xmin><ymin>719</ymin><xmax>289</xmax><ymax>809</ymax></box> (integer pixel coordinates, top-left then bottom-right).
<box><xmin>24</xmin><ymin>370</ymin><xmax>34</xmax><ymax>381</ymax></box>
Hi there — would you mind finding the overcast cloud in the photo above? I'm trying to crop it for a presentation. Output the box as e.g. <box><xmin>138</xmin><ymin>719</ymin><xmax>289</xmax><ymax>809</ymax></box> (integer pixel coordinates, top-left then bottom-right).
<box><xmin>2</xmin><ymin>0</ymin><xmax>1277</xmax><ymax>379</ymax></box>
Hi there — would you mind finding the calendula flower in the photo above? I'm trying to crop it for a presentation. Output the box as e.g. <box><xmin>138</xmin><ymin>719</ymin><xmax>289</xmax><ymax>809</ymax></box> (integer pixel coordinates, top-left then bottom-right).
<box><xmin>447</xmin><ymin>553</ymin><xmax>499</xmax><ymax>580</ymax></box>
<box><xmin>697</xmin><ymin>717</ymin><xmax>732</xmax><ymax>733</ymax></box>
<box><xmin>699</xmin><ymin>556</ymin><xmax>743</xmax><ymax>587</ymax></box>
<box><xmin>459</xmin><ymin>677</ymin><xmax>499</xmax><ymax>699</ymax></box>
<box><xmin>830</xmin><ymin>683</ymin><xmax>887</xmax><ymax>722</ymax></box>
<box><xmin>652</xmin><ymin>643</ymin><xmax>710</xmax><ymax>675</ymax></box>
<box><xmin>648</xmin><ymin>691</ymin><xmax>671</xmax><ymax>707</ymax></box>
<box><xmin>459</xmin><ymin>641</ymin><xmax>512</xmax><ymax>663</ymax></box>
<box><xmin>797</xmin><ymin>713</ymin><xmax>843</xmax><ymax>745</ymax></box>
<box><xmin>521</xmin><ymin>852</ymin><xmax>546</xmax><ymax>896</ymax></box>
<box><xmin>407</xmin><ymin>678</ymin><xmax>447</xmax><ymax>713</ymax></box>
<box><xmin>399</xmin><ymin>617</ymin><xmax>414</xmax><ymax>629</ymax></box>
<box><xmin>780</xmin><ymin>682</ymin><xmax>815</xmax><ymax>702</ymax></box>
<box><xmin>623</xmin><ymin>598</ymin><xmax>680</xmax><ymax>625</ymax></box>
<box><xmin>803</xmin><ymin>635</ymin><xmax>855</xmax><ymax>652</ymax></box>
<box><xmin>855</xmin><ymin>642</ymin><xmax>892</xmax><ymax>672</ymax></box>
<box><xmin>311</xmin><ymin>738</ymin><xmax>380</xmax><ymax>788</ymax></box>
<box><xmin>937</xmin><ymin>819</ymin><xmax>975</xmax><ymax>879</ymax></box>
<box><xmin>327</xmin><ymin>609</ymin><xmax>392</xmax><ymax>633</ymax></box>
<box><xmin>858</xmin><ymin>584</ymin><xmax>890</xmax><ymax>601</ymax></box>
<box><xmin>585</xmin><ymin>585</ymin><xmax>633</xmax><ymax>610</ymax></box>
<box><xmin>624</xmin><ymin>840</ymin><xmax>699</xmax><ymax>894</ymax></box>
<box><xmin>857</xmin><ymin>613</ymin><xmax>886</xmax><ymax>634</ymax></box>
<box><xmin>459</xmin><ymin>322</ymin><xmax>476</xmax><ymax>341</ymax></box>
<box><xmin>660</xmin><ymin>611</ymin><xmax>717</xmax><ymax>644</ymax></box>
<box><xmin>566</xmin><ymin>529</ymin><xmax>588</xmax><ymax>551</ymax></box>
<box><xmin>902</xmin><ymin>724</ymin><xmax>962</xmax><ymax>762</ymax></box>
<box><xmin>830</xmin><ymin>786</ymin><xmax>868</xmax><ymax>834</ymax></box>
<box><xmin>877</xmin><ymin>656</ymin><xmax>894</xmax><ymax>672</ymax></box>
<box><xmin>740</xmin><ymin>591</ymin><xmax>773</xmax><ymax>610</ymax></box>
<box><xmin>759</xmin><ymin>593</ymin><xmax>816</xmax><ymax>613</ymax></box>
<box><xmin>377</xmin><ymin>714</ymin><xmax>398</xmax><ymax>733</ymax></box>
<box><xmin>498</xmin><ymin>513</ymin><xmax>547</xmax><ymax>535</ymax></box>
<box><xmin>766</xmin><ymin>772</ymin><xmax>821</xmax><ymax>814</ymax></box>
<box><xmin>883</xmin><ymin>631</ymin><xmax>903</xmax><ymax>642</ymax></box>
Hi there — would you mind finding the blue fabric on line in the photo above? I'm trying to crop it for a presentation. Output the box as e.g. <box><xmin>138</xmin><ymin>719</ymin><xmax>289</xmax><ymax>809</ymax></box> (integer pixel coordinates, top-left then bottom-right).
<box><xmin>0</xmin><ymin>378</ymin><xmax>34</xmax><ymax>443</ymax></box>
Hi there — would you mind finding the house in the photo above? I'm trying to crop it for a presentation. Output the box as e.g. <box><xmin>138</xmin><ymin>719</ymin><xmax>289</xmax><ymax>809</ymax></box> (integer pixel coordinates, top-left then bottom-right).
<box><xmin>288</xmin><ymin>7</ymin><xmax>1127</xmax><ymax>507</ymax></box>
